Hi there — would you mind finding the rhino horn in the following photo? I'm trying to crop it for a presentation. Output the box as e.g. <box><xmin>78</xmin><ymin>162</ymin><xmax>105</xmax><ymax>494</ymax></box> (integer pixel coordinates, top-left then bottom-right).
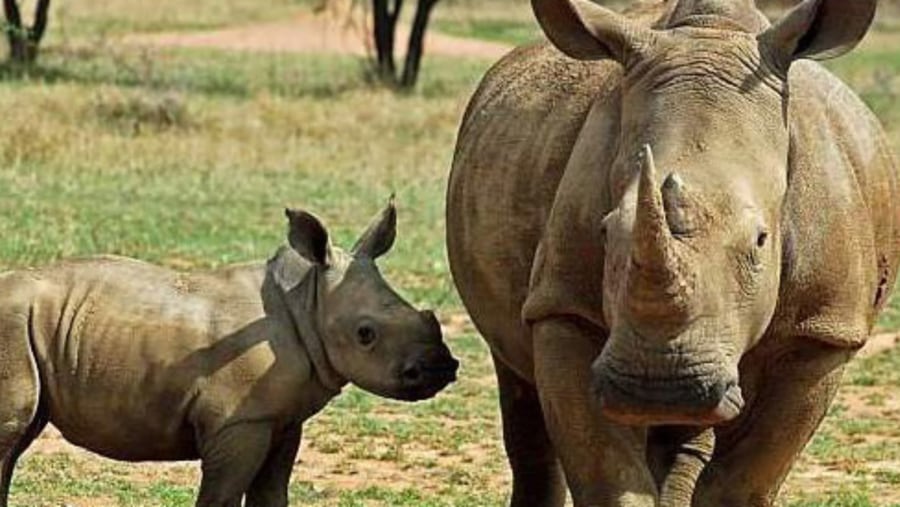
<box><xmin>627</xmin><ymin>145</ymin><xmax>693</xmax><ymax>324</ymax></box>
<box><xmin>662</xmin><ymin>172</ymin><xmax>693</xmax><ymax>235</ymax></box>
<box><xmin>631</xmin><ymin>145</ymin><xmax>671</xmax><ymax>270</ymax></box>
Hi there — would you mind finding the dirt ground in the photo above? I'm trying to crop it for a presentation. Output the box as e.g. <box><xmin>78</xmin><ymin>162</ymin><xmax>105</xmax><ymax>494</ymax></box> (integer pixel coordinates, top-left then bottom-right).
<box><xmin>122</xmin><ymin>6</ymin><xmax>512</xmax><ymax>60</ymax></box>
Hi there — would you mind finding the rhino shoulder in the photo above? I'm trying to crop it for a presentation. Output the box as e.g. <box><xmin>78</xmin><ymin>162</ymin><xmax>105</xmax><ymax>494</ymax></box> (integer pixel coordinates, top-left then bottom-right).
<box><xmin>448</xmin><ymin>43</ymin><xmax>621</xmax><ymax>372</ymax></box>
<box><xmin>522</xmin><ymin>84</ymin><xmax>623</xmax><ymax>331</ymax></box>
<box><xmin>775</xmin><ymin>61</ymin><xmax>900</xmax><ymax>347</ymax></box>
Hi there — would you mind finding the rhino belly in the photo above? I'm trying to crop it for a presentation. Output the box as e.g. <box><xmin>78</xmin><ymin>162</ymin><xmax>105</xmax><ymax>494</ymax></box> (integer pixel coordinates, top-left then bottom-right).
<box><xmin>47</xmin><ymin>384</ymin><xmax>199</xmax><ymax>462</ymax></box>
<box><xmin>39</xmin><ymin>347</ymin><xmax>201</xmax><ymax>462</ymax></box>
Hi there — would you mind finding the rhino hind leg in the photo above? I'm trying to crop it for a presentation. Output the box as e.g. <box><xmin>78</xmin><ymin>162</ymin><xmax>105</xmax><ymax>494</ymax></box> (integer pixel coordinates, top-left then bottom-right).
<box><xmin>493</xmin><ymin>353</ymin><xmax>566</xmax><ymax>507</ymax></box>
<box><xmin>196</xmin><ymin>422</ymin><xmax>274</xmax><ymax>507</ymax></box>
<box><xmin>245</xmin><ymin>424</ymin><xmax>302</xmax><ymax>507</ymax></box>
<box><xmin>0</xmin><ymin>313</ymin><xmax>43</xmax><ymax>507</ymax></box>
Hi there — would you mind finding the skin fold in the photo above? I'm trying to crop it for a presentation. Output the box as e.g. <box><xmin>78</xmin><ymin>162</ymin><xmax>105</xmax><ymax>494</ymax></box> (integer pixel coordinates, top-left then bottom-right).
<box><xmin>0</xmin><ymin>202</ymin><xmax>459</xmax><ymax>507</ymax></box>
<box><xmin>446</xmin><ymin>0</ymin><xmax>899</xmax><ymax>505</ymax></box>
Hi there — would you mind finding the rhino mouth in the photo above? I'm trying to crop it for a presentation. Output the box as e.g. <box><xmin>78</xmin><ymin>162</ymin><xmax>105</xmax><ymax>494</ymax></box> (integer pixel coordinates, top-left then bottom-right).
<box><xmin>393</xmin><ymin>358</ymin><xmax>460</xmax><ymax>402</ymax></box>
<box><xmin>593</xmin><ymin>359</ymin><xmax>744</xmax><ymax>426</ymax></box>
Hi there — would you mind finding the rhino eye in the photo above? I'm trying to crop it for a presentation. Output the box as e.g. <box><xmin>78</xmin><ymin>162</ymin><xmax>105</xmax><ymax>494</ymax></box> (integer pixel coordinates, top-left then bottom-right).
<box><xmin>357</xmin><ymin>325</ymin><xmax>377</xmax><ymax>347</ymax></box>
<box><xmin>756</xmin><ymin>231</ymin><xmax>769</xmax><ymax>248</ymax></box>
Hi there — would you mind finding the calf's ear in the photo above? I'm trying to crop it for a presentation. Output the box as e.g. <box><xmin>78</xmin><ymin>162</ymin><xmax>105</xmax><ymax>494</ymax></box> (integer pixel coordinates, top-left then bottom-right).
<box><xmin>285</xmin><ymin>208</ymin><xmax>332</xmax><ymax>266</ymax></box>
<box><xmin>352</xmin><ymin>197</ymin><xmax>397</xmax><ymax>260</ymax></box>
<box><xmin>759</xmin><ymin>0</ymin><xmax>876</xmax><ymax>72</ymax></box>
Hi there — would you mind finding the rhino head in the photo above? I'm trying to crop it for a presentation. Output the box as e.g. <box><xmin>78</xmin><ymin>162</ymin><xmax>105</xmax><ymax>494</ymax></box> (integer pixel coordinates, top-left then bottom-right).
<box><xmin>270</xmin><ymin>199</ymin><xmax>459</xmax><ymax>401</ymax></box>
<box><xmin>532</xmin><ymin>0</ymin><xmax>876</xmax><ymax>425</ymax></box>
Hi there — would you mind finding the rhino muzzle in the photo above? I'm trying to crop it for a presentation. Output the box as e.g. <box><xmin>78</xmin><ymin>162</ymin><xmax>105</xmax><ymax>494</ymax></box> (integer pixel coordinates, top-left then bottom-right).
<box><xmin>394</xmin><ymin>346</ymin><xmax>460</xmax><ymax>402</ymax></box>
<box><xmin>591</xmin><ymin>347</ymin><xmax>744</xmax><ymax>426</ymax></box>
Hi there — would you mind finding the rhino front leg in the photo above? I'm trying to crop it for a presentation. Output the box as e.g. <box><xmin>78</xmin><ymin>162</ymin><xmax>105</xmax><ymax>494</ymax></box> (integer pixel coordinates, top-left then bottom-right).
<box><xmin>246</xmin><ymin>424</ymin><xmax>303</xmax><ymax>507</ymax></box>
<box><xmin>693</xmin><ymin>340</ymin><xmax>851</xmax><ymax>507</ymax></box>
<box><xmin>196</xmin><ymin>421</ymin><xmax>273</xmax><ymax>507</ymax></box>
<box><xmin>0</xmin><ymin>312</ymin><xmax>45</xmax><ymax>507</ymax></box>
<box><xmin>493</xmin><ymin>352</ymin><xmax>566</xmax><ymax>507</ymax></box>
<box><xmin>647</xmin><ymin>426</ymin><xmax>714</xmax><ymax>507</ymax></box>
<box><xmin>533</xmin><ymin>318</ymin><xmax>658</xmax><ymax>507</ymax></box>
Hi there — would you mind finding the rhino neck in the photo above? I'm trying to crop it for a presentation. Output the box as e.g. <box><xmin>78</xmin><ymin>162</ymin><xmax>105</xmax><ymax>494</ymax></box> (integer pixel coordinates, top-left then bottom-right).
<box><xmin>265</xmin><ymin>262</ymin><xmax>347</xmax><ymax>394</ymax></box>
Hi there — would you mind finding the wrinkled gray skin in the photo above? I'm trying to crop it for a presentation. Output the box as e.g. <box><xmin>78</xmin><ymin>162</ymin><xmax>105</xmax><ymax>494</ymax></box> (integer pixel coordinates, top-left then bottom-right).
<box><xmin>447</xmin><ymin>0</ymin><xmax>900</xmax><ymax>505</ymax></box>
<box><xmin>0</xmin><ymin>202</ymin><xmax>458</xmax><ymax>507</ymax></box>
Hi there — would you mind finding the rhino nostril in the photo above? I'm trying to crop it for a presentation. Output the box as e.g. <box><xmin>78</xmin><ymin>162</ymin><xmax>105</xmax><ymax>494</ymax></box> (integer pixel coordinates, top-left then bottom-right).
<box><xmin>401</xmin><ymin>365</ymin><xmax>422</xmax><ymax>383</ymax></box>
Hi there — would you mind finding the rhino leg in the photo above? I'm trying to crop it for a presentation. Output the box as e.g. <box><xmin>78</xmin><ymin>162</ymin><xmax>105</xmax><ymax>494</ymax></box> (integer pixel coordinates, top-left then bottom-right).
<box><xmin>0</xmin><ymin>312</ymin><xmax>44</xmax><ymax>507</ymax></box>
<box><xmin>245</xmin><ymin>424</ymin><xmax>302</xmax><ymax>507</ymax></box>
<box><xmin>493</xmin><ymin>353</ymin><xmax>566</xmax><ymax>507</ymax></box>
<box><xmin>532</xmin><ymin>318</ymin><xmax>657</xmax><ymax>507</ymax></box>
<box><xmin>647</xmin><ymin>426</ymin><xmax>714</xmax><ymax>507</ymax></box>
<box><xmin>196</xmin><ymin>422</ymin><xmax>273</xmax><ymax>507</ymax></box>
<box><xmin>692</xmin><ymin>340</ymin><xmax>850</xmax><ymax>507</ymax></box>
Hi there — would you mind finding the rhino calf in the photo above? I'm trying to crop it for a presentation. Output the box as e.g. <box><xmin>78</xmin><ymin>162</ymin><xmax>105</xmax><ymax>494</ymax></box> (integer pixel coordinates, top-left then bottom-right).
<box><xmin>0</xmin><ymin>200</ymin><xmax>458</xmax><ymax>507</ymax></box>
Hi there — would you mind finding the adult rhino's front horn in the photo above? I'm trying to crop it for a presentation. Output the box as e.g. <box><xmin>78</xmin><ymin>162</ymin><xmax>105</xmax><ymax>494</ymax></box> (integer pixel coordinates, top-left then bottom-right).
<box><xmin>625</xmin><ymin>145</ymin><xmax>694</xmax><ymax>328</ymax></box>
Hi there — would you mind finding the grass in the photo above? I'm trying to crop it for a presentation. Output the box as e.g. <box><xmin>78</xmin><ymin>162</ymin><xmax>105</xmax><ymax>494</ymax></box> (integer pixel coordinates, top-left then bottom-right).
<box><xmin>47</xmin><ymin>0</ymin><xmax>319</xmax><ymax>39</ymax></box>
<box><xmin>0</xmin><ymin>3</ymin><xmax>898</xmax><ymax>506</ymax></box>
<box><xmin>0</xmin><ymin>47</ymin><xmax>491</xmax><ymax>308</ymax></box>
<box><xmin>785</xmin><ymin>346</ymin><xmax>900</xmax><ymax>506</ymax></box>
<box><xmin>433</xmin><ymin>0</ymin><xmax>541</xmax><ymax>46</ymax></box>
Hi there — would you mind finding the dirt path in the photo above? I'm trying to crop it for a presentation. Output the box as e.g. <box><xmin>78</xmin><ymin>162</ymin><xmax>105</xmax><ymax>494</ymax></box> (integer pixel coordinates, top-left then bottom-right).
<box><xmin>122</xmin><ymin>9</ymin><xmax>513</xmax><ymax>59</ymax></box>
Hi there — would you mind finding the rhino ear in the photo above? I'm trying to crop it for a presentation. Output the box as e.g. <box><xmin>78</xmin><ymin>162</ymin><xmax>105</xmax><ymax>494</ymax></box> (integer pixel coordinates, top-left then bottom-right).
<box><xmin>759</xmin><ymin>0</ymin><xmax>876</xmax><ymax>71</ymax></box>
<box><xmin>531</xmin><ymin>0</ymin><xmax>654</xmax><ymax>62</ymax></box>
<box><xmin>285</xmin><ymin>208</ymin><xmax>332</xmax><ymax>266</ymax></box>
<box><xmin>270</xmin><ymin>247</ymin><xmax>310</xmax><ymax>293</ymax></box>
<box><xmin>352</xmin><ymin>198</ymin><xmax>397</xmax><ymax>260</ymax></box>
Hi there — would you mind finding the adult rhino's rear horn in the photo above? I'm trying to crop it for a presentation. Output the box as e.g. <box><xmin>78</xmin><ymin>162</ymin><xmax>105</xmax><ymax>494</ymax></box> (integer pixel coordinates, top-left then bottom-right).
<box><xmin>662</xmin><ymin>172</ymin><xmax>693</xmax><ymax>235</ymax></box>
<box><xmin>627</xmin><ymin>145</ymin><xmax>693</xmax><ymax>325</ymax></box>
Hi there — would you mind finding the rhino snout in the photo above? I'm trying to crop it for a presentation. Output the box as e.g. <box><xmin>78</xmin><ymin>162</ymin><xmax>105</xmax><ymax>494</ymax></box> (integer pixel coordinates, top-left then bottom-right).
<box><xmin>592</xmin><ymin>353</ymin><xmax>744</xmax><ymax>426</ymax></box>
<box><xmin>395</xmin><ymin>349</ymin><xmax>459</xmax><ymax>401</ymax></box>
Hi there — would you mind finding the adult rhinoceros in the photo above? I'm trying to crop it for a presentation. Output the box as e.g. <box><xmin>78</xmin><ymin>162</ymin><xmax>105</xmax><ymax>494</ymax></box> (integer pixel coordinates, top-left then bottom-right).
<box><xmin>446</xmin><ymin>0</ymin><xmax>899</xmax><ymax>505</ymax></box>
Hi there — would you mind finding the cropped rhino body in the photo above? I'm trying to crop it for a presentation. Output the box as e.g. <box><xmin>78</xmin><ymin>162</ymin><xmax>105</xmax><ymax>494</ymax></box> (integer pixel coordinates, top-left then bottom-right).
<box><xmin>0</xmin><ymin>203</ymin><xmax>458</xmax><ymax>507</ymax></box>
<box><xmin>447</xmin><ymin>0</ymin><xmax>899</xmax><ymax>505</ymax></box>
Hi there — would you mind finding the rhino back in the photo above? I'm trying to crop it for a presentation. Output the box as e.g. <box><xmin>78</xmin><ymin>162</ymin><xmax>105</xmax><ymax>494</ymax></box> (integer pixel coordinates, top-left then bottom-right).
<box><xmin>12</xmin><ymin>257</ymin><xmax>311</xmax><ymax>461</ymax></box>
<box><xmin>447</xmin><ymin>43</ymin><xmax>618</xmax><ymax>378</ymax></box>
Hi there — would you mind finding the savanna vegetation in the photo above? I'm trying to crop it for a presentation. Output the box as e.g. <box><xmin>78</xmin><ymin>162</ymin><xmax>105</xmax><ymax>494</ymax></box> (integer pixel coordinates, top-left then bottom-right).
<box><xmin>0</xmin><ymin>0</ymin><xmax>898</xmax><ymax>505</ymax></box>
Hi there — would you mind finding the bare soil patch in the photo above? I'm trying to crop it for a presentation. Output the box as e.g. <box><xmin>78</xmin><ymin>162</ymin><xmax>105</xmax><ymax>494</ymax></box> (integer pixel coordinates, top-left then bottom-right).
<box><xmin>860</xmin><ymin>331</ymin><xmax>900</xmax><ymax>358</ymax></box>
<box><xmin>122</xmin><ymin>8</ymin><xmax>512</xmax><ymax>60</ymax></box>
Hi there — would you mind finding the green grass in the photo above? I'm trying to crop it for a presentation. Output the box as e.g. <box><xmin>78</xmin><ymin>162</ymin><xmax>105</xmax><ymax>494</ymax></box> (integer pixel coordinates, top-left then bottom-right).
<box><xmin>0</xmin><ymin>47</ymin><xmax>490</xmax><ymax>308</ymax></box>
<box><xmin>432</xmin><ymin>0</ymin><xmax>541</xmax><ymax>46</ymax></box>
<box><xmin>788</xmin><ymin>491</ymin><xmax>882</xmax><ymax>507</ymax></box>
<box><xmin>47</xmin><ymin>0</ymin><xmax>318</xmax><ymax>39</ymax></box>
<box><xmin>432</xmin><ymin>18</ymin><xmax>541</xmax><ymax>46</ymax></box>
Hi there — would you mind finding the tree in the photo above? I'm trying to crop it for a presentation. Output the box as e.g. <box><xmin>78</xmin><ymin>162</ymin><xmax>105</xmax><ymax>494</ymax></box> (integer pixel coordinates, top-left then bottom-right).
<box><xmin>3</xmin><ymin>0</ymin><xmax>51</xmax><ymax>64</ymax></box>
<box><xmin>371</xmin><ymin>0</ymin><xmax>440</xmax><ymax>88</ymax></box>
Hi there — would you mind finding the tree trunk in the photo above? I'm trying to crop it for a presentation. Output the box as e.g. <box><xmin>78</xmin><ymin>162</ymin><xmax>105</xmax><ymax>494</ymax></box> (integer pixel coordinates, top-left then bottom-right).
<box><xmin>372</xmin><ymin>0</ymin><xmax>402</xmax><ymax>80</ymax></box>
<box><xmin>399</xmin><ymin>0</ymin><xmax>438</xmax><ymax>88</ymax></box>
<box><xmin>4</xmin><ymin>0</ymin><xmax>51</xmax><ymax>64</ymax></box>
